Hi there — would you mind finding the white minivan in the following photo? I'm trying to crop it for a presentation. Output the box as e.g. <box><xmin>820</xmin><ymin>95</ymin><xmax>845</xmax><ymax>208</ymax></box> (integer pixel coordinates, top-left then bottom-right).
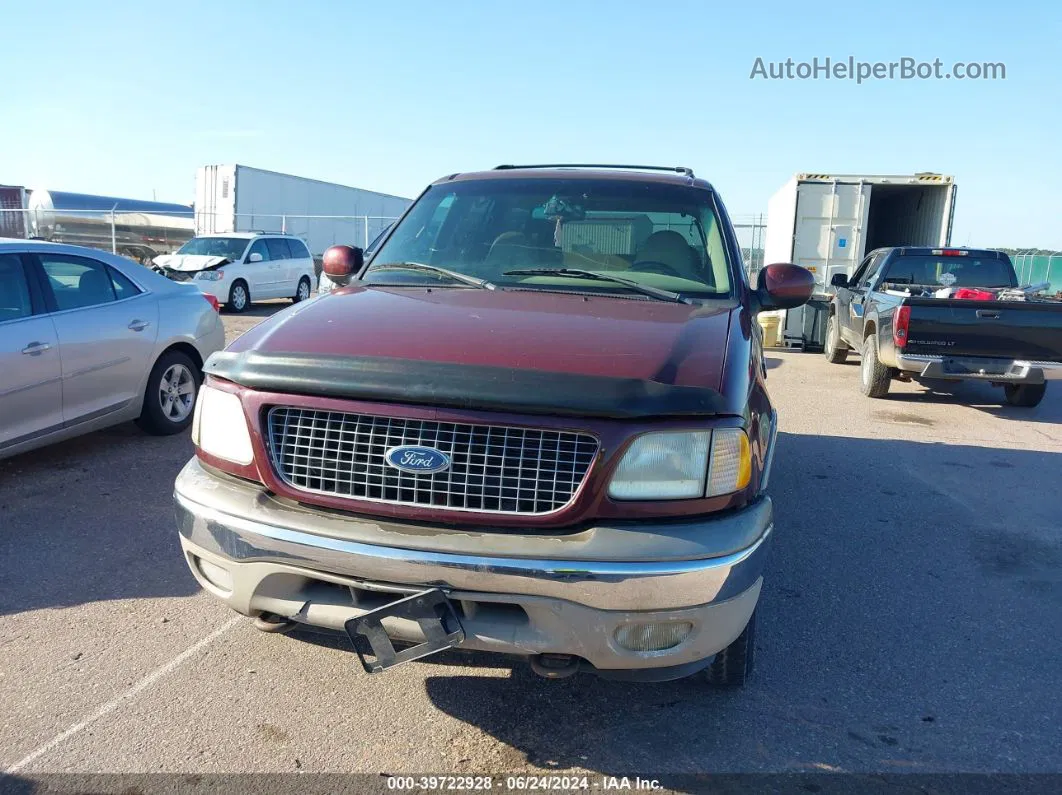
<box><xmin>153</xmin><ymin>233</ymin><xmax>316</xmax><ymax>312</ymax></box>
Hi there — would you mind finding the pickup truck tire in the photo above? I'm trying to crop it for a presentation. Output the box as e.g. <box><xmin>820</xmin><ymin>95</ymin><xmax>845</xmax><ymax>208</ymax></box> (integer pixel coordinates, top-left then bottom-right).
<box><xmin>860</xmin><ymin>336</ymin><xmax>891</xmax><ymax>398</ymax></box>
<box><xmin>824</xmin><ymin>315</ymin><xmax>848</xmax><ymax>364</ymax></box>
<box><xmin>706</xmin><ymin>609</ymin><xmax>755</xmax><ymax>686</ymax></box>
<box><xmin>1003</xmin><ymin>383</ymin><xmax>1047</xmax><ymax>408</ymax></box>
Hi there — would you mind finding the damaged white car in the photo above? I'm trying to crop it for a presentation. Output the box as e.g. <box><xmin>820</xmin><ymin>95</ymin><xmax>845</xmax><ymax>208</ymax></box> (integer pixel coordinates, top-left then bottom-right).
<box><xmin>153</xmin><ymin>233</ymin><xmax>316</xmax><ymax>312</ymax></box>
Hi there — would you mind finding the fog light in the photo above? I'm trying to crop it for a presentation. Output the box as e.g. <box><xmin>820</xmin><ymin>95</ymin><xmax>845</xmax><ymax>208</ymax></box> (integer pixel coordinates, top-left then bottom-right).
<box><xmin>614</xmin><ymin>621</ymin><xmax>693</xmax><ymax>652</ymax></box>
<box><xmin>195</xmin><ymin>557</ymin><xmax>233</xmax><ymax>593</ymax></box>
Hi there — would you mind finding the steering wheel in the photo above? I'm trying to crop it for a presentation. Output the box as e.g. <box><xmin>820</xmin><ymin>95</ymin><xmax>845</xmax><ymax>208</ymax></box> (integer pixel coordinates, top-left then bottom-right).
<box><xmin>631</xmin><ymin>260</ymin><xmax>684</xmax><ymax>278</ymax></box>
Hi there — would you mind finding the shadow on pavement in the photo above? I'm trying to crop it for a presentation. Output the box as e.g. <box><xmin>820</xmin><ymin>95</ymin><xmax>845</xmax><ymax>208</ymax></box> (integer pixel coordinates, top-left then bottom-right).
<box><xmin>0</xmin><ymin>424</ymin><xmax>200</xmax><ymax>616</ymax></box>
<box><xmin>884</xmin><ymin>379</ymin><xmax>1062</xmax><ymax>423</ymax></box>
<box><xmin>421</xmin><ymin>432</ymin><xmax>1062</xmax><ymax>773</ymax></box>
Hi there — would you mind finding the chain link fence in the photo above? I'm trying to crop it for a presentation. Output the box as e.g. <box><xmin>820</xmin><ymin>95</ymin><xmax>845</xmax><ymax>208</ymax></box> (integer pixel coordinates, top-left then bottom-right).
<box><xmin>2</xmin><ymin>206</ymin><xmax>769</xmax><ymax>277</ymax></box>
<box><xmin>730</xmin><ymin>214</ymin><xmax>768</xmax><ymax>280</ymax></box>
<box><xmin>1008</xmin><ymin>250</ymin><xmax>1062</xmax><ymax>296</ymax></box>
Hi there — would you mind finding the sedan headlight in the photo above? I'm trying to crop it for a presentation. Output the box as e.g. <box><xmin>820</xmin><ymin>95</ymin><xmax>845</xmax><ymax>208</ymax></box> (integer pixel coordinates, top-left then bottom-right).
<box><xmin>196</xmin><ymin>270</ymin><xmax>225</xmax><ymax>281</ymax></box>
<box><xmin>192</xmin><ymin>385</ymin><xmax>254</xmax><ymax>465</ymax></box>
<box><xmin>608</xmin><ymin>429</ymin><xmax>751</xmax><ymax>501</ymax></box>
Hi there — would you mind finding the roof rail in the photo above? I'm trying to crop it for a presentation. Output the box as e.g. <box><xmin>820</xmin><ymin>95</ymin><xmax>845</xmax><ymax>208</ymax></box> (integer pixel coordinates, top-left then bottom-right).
<box><xmin>493</xmin><ymin>164</ymin><xmax>695</xmax><ymax>178</ymax></box>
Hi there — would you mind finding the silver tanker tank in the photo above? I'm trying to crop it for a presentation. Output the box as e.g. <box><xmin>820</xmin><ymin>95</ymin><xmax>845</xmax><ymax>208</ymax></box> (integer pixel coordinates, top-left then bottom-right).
<box><xmin>26</xmin><ymin>190</ymin><xmax>195</xmax><ymax>263</ymax></box>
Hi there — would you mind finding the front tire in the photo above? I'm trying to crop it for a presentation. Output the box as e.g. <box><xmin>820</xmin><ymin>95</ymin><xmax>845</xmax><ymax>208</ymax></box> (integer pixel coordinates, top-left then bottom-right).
<box><xmin>227</xmin><ymin>280</ymin><xmax>250</xmax><ymax>313</ymax></box>
<box><xmin>1003</xmin><ymin>382</ymin><xmax>1046</xmax><ymax>407</ymax></box>
<box><xmin>824</xmin><ymin>315</ymin><xmax>848</xmax><ymax>364</ymax></box>
<box><xmin>860</xmin><ymin>336</ymin><xmax>892</xmax><ymax>398</ymax></box>
<box><xmin>706</xmin><ymin>609</ymin><xmax>756</xmax><ymax>687</ymax></box>
<box><xmin>293</xmin><ymin>276</ymin><xmax>312</xmax><ymax>303</ymax></box>
<box><xmin>137</xmin><ymin>350</ymin><xmax>201</xmax><ymax>435</ymax></box>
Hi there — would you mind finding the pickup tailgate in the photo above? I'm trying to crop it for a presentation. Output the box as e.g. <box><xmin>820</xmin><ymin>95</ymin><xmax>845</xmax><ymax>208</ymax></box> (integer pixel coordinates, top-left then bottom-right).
<box><xmin>903</xmin><ymin>298</ymin><xmax>1062</xmax><ymax>361</ymax></box>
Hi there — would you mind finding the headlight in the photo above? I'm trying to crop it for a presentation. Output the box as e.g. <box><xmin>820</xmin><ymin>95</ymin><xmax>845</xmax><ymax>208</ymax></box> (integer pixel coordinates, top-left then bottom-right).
<box><xmin>607</xmin><ymin>429</ymin><xmax>751</xmax><ymax>501</ymax></box>
<box><xmin>706</xmin><ymin>428</ymin><xmax>752</xmax><ymax>497</ymax></box>
<box><xmin>608</xmin><ymin>431</ymin><xmax>710</xmax><ymax>500</ymax></box>
<box><xmin>196</xmin><ymin>270</ymin><xmax>225</xmax><ymax>281</ymax></box>
<box><xmin>192</xmin><ymin>385</ymin><xmax>254</xmax><ymax>465</ymax></box>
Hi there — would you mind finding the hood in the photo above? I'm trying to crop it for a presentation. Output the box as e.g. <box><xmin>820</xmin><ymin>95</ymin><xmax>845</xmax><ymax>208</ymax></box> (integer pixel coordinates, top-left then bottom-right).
<box><xmin>226</xmin><ymin>286</ymin><xmax>734</xmax><ymax>391</ymax></box>
<box><xmin>152</xmin><ymin>253</ymin><xmax>229</xmax><ymax>272</ymax></box>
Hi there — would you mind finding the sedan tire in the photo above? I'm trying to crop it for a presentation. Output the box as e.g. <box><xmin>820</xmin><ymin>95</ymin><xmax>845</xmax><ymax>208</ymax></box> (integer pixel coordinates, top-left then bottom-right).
<box><xmin>137</xmin><ymin>350</ymin><xmax>201</xmax><ymax>435</ymax></box>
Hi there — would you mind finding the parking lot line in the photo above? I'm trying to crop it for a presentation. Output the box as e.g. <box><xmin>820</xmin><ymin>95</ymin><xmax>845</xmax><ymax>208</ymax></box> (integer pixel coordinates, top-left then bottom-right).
<box><xmin>4</xmin><ymin>615</ymin><xmax>242</xmax><ymax>774</ymax></box>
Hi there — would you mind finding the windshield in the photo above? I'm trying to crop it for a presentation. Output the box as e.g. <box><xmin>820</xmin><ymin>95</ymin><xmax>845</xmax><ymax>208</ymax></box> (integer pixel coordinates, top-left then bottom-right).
<box><xmin>364</xmin><ymin>178</ymin><xmax>734</xmax><ymax>298</ymax></box>
<box><xmin>881</xmin><ymin>254</ymin><xmax>1017</xmax><ymax>289</ymax></box>
<box><xmin>176</xmin><ymin>237</ymin><xmax>250</xmax><ymax>260</ymax></box>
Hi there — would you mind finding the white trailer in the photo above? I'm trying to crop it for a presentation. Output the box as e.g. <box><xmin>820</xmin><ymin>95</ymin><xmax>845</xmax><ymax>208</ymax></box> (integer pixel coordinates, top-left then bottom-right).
<box><xmin>194</xmin><ymin>164</ymin><xmax>410</xmax><ymax>259</ymax></box>
<box><xmin>763</xmin><ymin>172</ymin><xmax>957</xmax><ymax>348</ymax></box>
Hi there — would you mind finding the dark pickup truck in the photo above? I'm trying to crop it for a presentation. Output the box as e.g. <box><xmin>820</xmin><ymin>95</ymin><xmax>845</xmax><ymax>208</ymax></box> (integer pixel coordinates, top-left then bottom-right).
<box><xmin>824</xmin><ymin>247</ymin><xmax>1062</xmax><ymax>406</ymax></box>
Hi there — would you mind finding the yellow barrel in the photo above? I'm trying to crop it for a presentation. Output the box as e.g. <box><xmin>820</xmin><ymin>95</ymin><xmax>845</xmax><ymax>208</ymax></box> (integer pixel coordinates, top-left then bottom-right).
<box><xmin>758</xmin><ymin>315</ymin><xmax>782</xmax><ymax>347</ymax></box>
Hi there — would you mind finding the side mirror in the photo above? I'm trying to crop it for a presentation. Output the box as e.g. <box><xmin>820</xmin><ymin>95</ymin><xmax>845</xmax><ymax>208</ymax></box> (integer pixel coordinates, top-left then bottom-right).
<box><xmin>322</xmin><ymin>245</ymin><xmax>364</xmax><ymax>287</ymax></box>
<box><xmin>754</xmin><ymin>263</ymin><xmax>815</xmax><ymax>313</ymax></box>
<box><xmin>247</xmin><ymin>252</ymin><xmax>264</xmax><ymax>263</ymax></box>
<box><xmin>830</xmin><ymin>272</ymin><xmax>849</xmax><ymax>289</ymax></box>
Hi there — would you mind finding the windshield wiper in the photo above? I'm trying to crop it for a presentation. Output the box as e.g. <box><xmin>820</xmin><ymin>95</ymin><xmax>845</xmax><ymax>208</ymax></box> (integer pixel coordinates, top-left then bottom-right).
<box><xmin>503</xmin><ymin>268</ymin><xmax>691</xmax><ymax>304</ymax></box>
<box><xmin>368</xmin><ymin>262</ymin><xmax>494</xmax><ymax>289</ymax></box>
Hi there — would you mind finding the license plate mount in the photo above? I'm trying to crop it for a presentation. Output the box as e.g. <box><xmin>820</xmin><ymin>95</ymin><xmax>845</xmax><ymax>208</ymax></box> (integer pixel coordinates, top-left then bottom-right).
<box><xmin>345</xmin><ymin>588</ymin><xmax>465</xmax><ymax>673</ymax></box>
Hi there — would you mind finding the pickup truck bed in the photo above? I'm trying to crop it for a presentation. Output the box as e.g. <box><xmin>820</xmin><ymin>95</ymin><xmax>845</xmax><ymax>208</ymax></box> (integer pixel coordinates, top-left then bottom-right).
<box><xmin>826</xmin><ymin>247</ymin><xmax>1062</xmax><ymax>406</ymax></box>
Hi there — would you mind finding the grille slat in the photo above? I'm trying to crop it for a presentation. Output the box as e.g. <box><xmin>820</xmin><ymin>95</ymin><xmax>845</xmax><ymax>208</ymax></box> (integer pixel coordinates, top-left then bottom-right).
<box><xmin>267</xmin><ymin>408</ymin><xmax>598</xmax><ymax>515</ymax></box>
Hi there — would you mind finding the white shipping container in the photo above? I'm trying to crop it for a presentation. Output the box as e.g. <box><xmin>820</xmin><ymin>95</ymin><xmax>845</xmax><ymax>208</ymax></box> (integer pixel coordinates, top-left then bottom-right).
<box><xmin>764</xmin><ymin>172</ymin><xmax>957</xmax><ymax>295</ymax></box>
<box><xmin>195</xmin><ymin>164</ymin><xmax>410</xmax><ymax>258</ymax></box>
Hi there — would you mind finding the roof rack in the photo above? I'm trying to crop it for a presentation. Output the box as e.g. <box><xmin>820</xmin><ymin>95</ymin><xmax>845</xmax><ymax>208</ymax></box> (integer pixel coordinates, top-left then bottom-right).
<box><xmin>493</xmin><ymin>164</ymin><xmax>695</xmax><ymax>178</ymax></box>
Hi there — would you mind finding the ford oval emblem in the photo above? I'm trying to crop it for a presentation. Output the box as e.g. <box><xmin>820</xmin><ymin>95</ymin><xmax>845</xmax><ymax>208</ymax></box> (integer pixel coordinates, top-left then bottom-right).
<box><xmin>384</xmin><ymin>445</ymin><xmax>451</xmax><ymax>474</ymax></box>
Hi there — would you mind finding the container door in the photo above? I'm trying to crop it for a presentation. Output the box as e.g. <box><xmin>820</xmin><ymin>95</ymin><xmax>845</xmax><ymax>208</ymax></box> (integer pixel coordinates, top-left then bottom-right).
<box><xmin>793</xmin><ymin>182</ymin><xmax>871</xmax><ymax>293</ymax></box>
<box><xmin>940</xmin><ymin>183</ymin><xmax>957</xmax><ymax>246</ymax></box>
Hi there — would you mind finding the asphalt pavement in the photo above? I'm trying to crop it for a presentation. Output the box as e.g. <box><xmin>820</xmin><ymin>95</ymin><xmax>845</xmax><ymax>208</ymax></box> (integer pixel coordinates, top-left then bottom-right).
<box><xmin>2</xmin><ymin>301</ymin><xmax>1060</xmax><ymax>781</ymax></box>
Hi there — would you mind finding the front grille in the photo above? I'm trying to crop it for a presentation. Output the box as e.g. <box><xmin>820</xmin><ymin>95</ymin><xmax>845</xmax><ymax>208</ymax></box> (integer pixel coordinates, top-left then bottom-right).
<box><xmin>267</xmin><ymin>407</ymin><xmax>599</xmax><ymax>515</ymax></box>
<box><xmin>160</xmin><ymin>267</ymin><xmax>193</xmax><ymax>282</ymax></box>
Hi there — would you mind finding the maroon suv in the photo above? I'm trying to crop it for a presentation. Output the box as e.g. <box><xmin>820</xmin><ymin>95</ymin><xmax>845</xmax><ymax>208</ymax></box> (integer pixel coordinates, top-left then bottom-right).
<box><xmin>175</xmin><ymin>165</ymin><xmax>812</xmax><ymax>684</ymax></box>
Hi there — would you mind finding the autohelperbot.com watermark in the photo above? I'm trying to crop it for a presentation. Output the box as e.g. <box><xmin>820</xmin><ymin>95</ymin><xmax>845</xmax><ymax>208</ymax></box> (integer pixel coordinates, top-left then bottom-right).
<box><xmin>750</xmin><ymin>56</ymin><xmax>1006</xmax><ymax>83</ymax></box>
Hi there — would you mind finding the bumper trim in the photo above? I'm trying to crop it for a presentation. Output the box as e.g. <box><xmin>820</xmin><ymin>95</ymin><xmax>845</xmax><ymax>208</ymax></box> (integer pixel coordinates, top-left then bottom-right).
<box><xmin>897</xmin><ymin>353</ymin><xmax>1062</xmax><ymax>383</ymax></box>
<box><xmin>175</xmin><ymin>490</ymin><xmax>771</xmax><ymax>612</ymax></box>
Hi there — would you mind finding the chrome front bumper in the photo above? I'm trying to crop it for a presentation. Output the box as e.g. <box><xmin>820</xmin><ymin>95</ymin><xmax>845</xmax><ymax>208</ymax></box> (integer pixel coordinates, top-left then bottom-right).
<box><xmin>897</xmin><ymin>354</ymin><xmax>1062</xmax><ymax>383</ymax></box>
<box><xmin>174</xmin><ymin>458</ymin><xmax>772</xmax><ymax>670</ymax></box>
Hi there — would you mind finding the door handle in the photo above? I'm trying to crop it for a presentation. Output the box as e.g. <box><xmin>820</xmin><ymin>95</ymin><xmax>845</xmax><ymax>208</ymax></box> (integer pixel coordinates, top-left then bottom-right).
<box><xmin>21</xmin><ymin>341</ymin><xmax>51</xmax><ymax>355</ymax></box>
<box><xmin>976</xmin><ymin>310</ymin><xmax>1000</xmax><ymax>319</ymax></box>
<box><xmin>128</xmin><ymin>319</ymin><xmax>151</xmax><ymax>332</ymax></box>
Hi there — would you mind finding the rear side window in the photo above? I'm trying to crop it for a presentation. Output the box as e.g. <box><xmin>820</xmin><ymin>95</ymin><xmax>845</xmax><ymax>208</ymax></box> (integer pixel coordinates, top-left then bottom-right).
<box><xmin>109</xmin><ymin>267</ymin><xmax>142</xmax><ymax>300</ymax></box>
<box><xmin>38</xmin><ymin>254</ymin><xmax>117</xmax><ymax>311</ymax></box>
<box><xmin>266</xmin><ymin>238</ymin><xmax>292</xmax><ymax>260</ymax></box>
<box><xmin>287</xmin><ymin>238</ymin><xmax>310</xmax><ymax>258</ymax></box>
<box><xmin>0</xmin><ymin>254</ymin><xmax>33</xmax><ymax>322</ymax></box>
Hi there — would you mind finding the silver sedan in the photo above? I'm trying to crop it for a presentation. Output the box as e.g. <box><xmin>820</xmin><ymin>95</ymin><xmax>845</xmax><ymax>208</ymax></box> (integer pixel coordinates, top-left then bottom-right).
<box><xmin>1</xmin><ymin>239</ymin><xmax>226</xmax><ymax>459</ymax></box>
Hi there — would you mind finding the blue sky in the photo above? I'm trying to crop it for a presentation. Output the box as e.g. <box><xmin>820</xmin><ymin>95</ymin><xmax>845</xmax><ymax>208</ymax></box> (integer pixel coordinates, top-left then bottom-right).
<box><xmin>3</xmin><ymin>0</ymin><xmax>1059</xmax><ymax>247</ymax></box>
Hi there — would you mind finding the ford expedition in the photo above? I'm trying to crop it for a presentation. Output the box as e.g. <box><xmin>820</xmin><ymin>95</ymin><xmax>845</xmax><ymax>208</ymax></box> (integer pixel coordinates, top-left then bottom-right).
<box><xmin>174</xmin><ymin>165</ymin><xmax>813</xmax><ymax>685</ymax></box>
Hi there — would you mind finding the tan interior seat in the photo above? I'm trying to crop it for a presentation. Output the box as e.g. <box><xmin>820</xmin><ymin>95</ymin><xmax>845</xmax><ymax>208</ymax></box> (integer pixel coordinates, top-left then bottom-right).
<box><xmin>633</xmin><ymin>230</ymin><xmax>698</xmax><ymax>277</ymax></box>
